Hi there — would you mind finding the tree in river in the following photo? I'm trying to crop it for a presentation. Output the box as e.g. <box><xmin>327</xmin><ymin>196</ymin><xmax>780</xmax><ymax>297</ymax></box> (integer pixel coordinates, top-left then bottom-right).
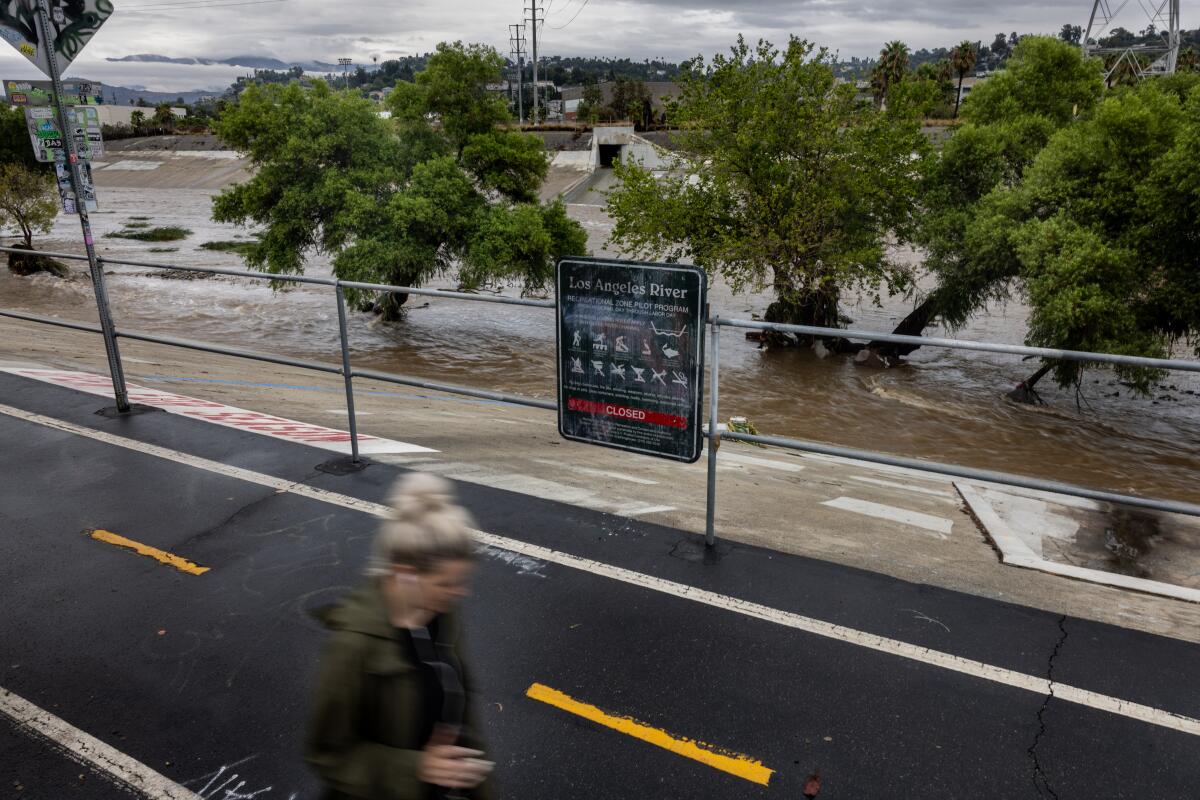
<box><xmin>212</xmin><ymin>41</ymin><xmax>587</xmax><ymax>318</ymax></box>
<box><xmin>949</xmin><ymin>41</ymin><xmax>977</xmax><ymax>118</ymax></box>
<box><xmin>972</xmin><ymin>75</ymin><xmax>1200</xmax><ymax>398</ymax></box>
<box><xmin>605</xmin><ymin>37</ymin><xmax>930</xmax><ymax>334</ymax></box>
<box><xmin>0</xmin><ymin>162</ymin><xmax>62</xmax><ymax>276</ymax></box>
<box><xmin>871</xmin><ymin>37</ymin><xmax>1105</xmax><ymax>362</ymax></box>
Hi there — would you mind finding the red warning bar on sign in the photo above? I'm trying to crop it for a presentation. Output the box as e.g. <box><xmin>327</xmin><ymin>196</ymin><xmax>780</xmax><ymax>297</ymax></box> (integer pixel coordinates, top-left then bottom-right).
<box><xmin>567</xmin><ymin>397</ymin><xmax>687</xmax><ymax>429</ymax></box>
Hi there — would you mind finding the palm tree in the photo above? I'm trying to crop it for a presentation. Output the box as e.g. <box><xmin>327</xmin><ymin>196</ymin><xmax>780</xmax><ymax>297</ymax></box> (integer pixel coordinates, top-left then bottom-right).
<box><xmin>872</xmin><ymin>40</ymin><xmax>910</xmax><ymax>107</ymax></box>
<box><xmin>950</xmin><ymin>40</ymin><xmax>978</xmax><ymax>118</ymax></box>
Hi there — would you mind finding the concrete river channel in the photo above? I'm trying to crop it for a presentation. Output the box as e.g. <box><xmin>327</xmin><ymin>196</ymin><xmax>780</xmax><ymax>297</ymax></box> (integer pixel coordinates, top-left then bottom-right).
<box><xmin>3</xmin><ymin>176</ymin><xmax>1200</xmax><ymax>509</ymax></box>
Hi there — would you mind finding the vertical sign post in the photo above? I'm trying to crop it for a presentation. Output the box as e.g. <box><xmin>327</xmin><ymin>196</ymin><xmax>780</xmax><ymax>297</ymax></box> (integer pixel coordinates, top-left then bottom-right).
<box><xmin>556</xmin><ymin>257</ymin><xmax>706</xmax><ymax>463</ymax></box>
<box><xmin>8</xmin><ymin>0</ymin><xmax>128</xmax><ymax>410</ymax></box>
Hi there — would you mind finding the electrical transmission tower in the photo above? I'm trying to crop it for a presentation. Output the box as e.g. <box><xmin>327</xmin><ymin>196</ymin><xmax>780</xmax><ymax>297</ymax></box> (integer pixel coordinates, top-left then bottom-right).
<box><xmin>525</xmin><ymin>0</ymin><xmax>544</xmax><ymax>125</ymax></box>
<box><xmin>509</xmin><ymin>23</ymin><xmax>526</xmax><ymax>124</ymax></box>
<box><xmin>1083</xmin><ymin>0</ymin><xmax>1180</xmax><ymax>80</ymax></box>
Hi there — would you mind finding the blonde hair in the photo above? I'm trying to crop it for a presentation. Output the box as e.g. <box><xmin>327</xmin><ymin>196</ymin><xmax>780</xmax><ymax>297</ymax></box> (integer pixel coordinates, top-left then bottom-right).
<box><xmin>366</xmin><ymin>473</ymin><xmax>476</xmax><ymax>575</ymax></box>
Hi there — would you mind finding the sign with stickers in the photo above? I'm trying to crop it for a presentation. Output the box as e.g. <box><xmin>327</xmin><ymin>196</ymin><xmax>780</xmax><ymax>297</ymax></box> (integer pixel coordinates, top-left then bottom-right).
<box><xmin>24</xmin><ymin>105</ymin><xmax>103</xmax><ymax>162</ymax></box>
<box><xmin>0</xmin><ymin>0</ymin><xmax>114</xmax><ymax>77</ymax></box>
<box><xmin>556</xmin><ymin>257</ymin><xmax>707</xmax><ymax>463</ymax></box>
<box><xmin>4</xmin><ymin>78</ymin><xmax>103</xmax><ymax>105</ymax></box>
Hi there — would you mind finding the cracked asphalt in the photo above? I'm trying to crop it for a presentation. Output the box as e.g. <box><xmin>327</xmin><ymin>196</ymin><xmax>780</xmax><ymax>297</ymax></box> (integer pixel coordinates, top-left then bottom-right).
<box><xmin>2</xmin><ymin>371</ymin><xmax>1199</xmax><ymax>798</ymax></box>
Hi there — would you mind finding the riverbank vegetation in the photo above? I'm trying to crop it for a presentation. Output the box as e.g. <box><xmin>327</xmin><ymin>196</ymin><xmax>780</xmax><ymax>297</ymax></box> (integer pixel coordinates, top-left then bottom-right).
<box><xmin>607</xmin><ymin>37</ymin><xmax>930</xmax><ymax>336</ymax></box>
<box><xmin>606</xmin><ymin>35</ymin><xmax>1200</xmax><ymax>401</ymax></box>
<box><xmin>212</xmin><ymin>41</ymin><xmax>587</xmax><ymax>319</ymax></box>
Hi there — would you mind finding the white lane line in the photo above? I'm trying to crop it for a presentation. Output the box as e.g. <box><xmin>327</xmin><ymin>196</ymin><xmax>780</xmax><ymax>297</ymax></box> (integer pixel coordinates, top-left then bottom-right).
<box><xmin>822</xmin><ymin>496</ymin><xmax>954</xmax><ymax>538</ymax></box>
<box><xmin>531</xmin><ymin>458</ymin><xmax>660</xmax><ymax>485</ymax></box>
<box><xmin>3</xmin><ymin>402</ymin><xmax>1198</xmax><ymax>739</ymax></box>
<box><xmin>719</xmin><ymin>452</ymin><xmax>805</xmax><ymax>473</ymax></box>
<box><xmin>0</xmin><ymin>687</ymin><xmax>199</xmax><ymax>800</ymax></box>
<box><xmin>849</xmin><ymin>475</ymin><xmax>956</xmax><ymax>499</ymax></box>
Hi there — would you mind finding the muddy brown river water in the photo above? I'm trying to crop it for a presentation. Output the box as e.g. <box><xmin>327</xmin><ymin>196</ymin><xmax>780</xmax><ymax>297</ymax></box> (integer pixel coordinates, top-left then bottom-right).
<box><xmin>3</xmin><ymin>186</ymin><xmax>1199</xmax><ymax>505</ymax></box>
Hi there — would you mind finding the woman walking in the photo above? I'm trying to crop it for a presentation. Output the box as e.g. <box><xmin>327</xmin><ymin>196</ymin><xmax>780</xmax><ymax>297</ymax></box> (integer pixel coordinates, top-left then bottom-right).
<box><xmin>307</xmin><ymin>474</ymin><xmax>494</xmax><ymax>799</ymax></box>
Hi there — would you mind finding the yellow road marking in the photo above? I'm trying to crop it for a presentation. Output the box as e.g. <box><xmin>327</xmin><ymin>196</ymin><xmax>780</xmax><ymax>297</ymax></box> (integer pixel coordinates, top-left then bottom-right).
<box><xmin>526</xmin><ymin>682</ymin><xmax>773</xmax><ymax>786</ymax></box>
<box><xmin>86</xmin><ymin>529</ymin><xmax>210</xmax><ymax>576</ymax></box>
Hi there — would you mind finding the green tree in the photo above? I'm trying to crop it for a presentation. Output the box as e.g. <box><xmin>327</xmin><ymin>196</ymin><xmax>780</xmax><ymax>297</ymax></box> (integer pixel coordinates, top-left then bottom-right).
<box><xmin>950</xmin><ymin>40</ymin><xmax>978</xmax><ymax>118</ymax></box>
<box><xmin>0</xmin><ymin>106</ymin><xmax>40</xmax><ymax>169</ymax></box>
<box><xmin>980</xmin><ymin>80</ymin><xmax>1200</xmax><ymax>396</ymax></box>
<box><xmin>872</xmin><ymin>40</ymin><xmax>910</xmax><ymax>106</ymax></box>
<box><xmin>152</xmin><ymin>103</ymin><xmax>176</xmax><ymax>129</ymax></box>
<box><xmin>213</xmin><ymin>41</ymin><xmax>586</xmax><ymax>318</ymax></box>
<box><xmin>1179</xmin><ymin>49</ymin><xmax>1200</xmax><ymax>73</ymax></box>
<box><xmin>874</xmin><ymin>37</ymin><xmax>1105</xmax><ymax>360</ymax></box>
<box><xmin>578</xmin><ymin>80</ymin><xmax>603</xmax><ymax>123</ymax></box>
<box><xmin>1059</xmin><ymin>24</ymin><xmax>1083</xmax><ymax>45</ymax></box>
<box><xmin>129</xmin><ymin>110</ymin><xmax>146</xmax><ymax>130</ymax></box>
<box><xmin>0</xmin><ymin>162</ymin><xmax>59</xmax><ymax>274</ymax></box>
<box><xmin>606</xmin><ymin>37</ymin><xmax>930</xmax><ymax>333</ymax></box>
<box><xmin>609</xmin><ymin>76</ymin><xmax>652</xmax><ymax>128</ymax></box>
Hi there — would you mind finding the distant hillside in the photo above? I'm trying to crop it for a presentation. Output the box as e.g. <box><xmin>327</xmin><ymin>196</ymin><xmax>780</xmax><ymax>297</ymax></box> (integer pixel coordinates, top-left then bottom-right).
<box><xmin>107</xmin><ymin>53</ymin><xmax>359</xmax><ymax>73</ymax></box>
<box><xmin>102</xmin><ymin>85</ymin><xmax>219</xmax><ymax>106</ymax></box>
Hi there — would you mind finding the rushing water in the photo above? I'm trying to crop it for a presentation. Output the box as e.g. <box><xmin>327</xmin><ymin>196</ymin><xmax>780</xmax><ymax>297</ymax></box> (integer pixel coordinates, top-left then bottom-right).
<box><xmin>3</xmin><ymin>187</ymin><xmax>1199</xmax><ymax>504</ymax></box>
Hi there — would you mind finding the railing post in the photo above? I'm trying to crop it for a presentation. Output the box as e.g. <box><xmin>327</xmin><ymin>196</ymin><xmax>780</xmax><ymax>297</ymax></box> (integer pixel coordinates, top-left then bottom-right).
<box><xmin>92</xmin><ymin>257</ymin><xmax>130</xmax><ymax>412</ymax></box>
<box><xmin>704</xmin><ymin>319</ymin><xmax>720</xmax><ymax>548</ymax></box>
<box><xmin>334</xmin><ymin>283</ymin><xmax>361</xmax><ymax>463</ymax></box>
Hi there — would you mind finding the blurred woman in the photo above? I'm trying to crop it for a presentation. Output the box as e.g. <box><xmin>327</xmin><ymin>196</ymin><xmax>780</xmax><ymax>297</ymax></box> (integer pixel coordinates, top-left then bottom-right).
<box><xmin>307</xmin><ymin>473</ymin><xmax>493</xmax><ymax>799</ymax></box>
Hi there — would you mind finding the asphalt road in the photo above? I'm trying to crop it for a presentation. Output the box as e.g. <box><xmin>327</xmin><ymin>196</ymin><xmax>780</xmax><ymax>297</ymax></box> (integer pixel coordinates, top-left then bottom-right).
<box><xmin>2</xmin><ymin>371</ymin><xmax>1198</xmax><ymax>799</ymax></box>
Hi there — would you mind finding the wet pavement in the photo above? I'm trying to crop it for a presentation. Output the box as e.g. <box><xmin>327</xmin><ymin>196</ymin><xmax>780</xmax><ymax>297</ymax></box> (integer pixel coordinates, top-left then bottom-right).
<box><xmin>3</xmin><ymin>370</ymin><xmax>1200</xmax><ymax>799</ymax></box>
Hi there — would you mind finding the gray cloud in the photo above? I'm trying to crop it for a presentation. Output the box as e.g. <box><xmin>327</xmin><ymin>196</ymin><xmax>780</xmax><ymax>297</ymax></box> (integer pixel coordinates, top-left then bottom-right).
<box><xmin>0</xmin><ymin>0</ymin><xmax>1131</xmax><ymax>91</ymax></box>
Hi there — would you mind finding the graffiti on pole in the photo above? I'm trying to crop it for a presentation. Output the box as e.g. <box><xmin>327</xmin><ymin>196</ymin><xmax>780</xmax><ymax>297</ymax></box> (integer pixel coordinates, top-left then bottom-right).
<box><xmin>0</xmin><ymin>0</ymin><xmax>114</xmax><ymax>77</ymax></box>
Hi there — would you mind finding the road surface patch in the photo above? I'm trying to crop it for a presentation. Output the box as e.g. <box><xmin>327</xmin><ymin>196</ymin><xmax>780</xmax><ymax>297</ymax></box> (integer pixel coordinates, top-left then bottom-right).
<box><xmin>525</xmin><ymin>682</ymin><xmax>773</xmax><ymax>786</ymax></box>
<box><xmin>86</xmin><ymin>529</ymin><xmax>210</xmax><ymax>575</ymax></box>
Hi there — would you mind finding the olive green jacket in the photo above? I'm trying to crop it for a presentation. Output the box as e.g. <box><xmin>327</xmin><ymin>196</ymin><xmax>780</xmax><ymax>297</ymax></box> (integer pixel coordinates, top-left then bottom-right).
<box><xmin>305</xmin><ymin>581</ymin><xmax>492</xmax><ymax>800</ymax></box>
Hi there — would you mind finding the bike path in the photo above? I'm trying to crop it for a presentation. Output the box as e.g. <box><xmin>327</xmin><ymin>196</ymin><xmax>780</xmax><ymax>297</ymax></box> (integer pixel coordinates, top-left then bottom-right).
<box><xmin>1</xmin><ymin>371</ymin><xmax>1197</xmax><ymax>798</ymax></box>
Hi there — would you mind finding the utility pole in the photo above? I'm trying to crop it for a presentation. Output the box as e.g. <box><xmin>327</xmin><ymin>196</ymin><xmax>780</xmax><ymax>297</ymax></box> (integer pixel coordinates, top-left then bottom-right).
<box><xmin>509</xmin><ymin>23</ymin><xmax>526</xmax><ymax>124</ymax></box>
<box><xmin>525</xmin><ymin>0</ymin><xmax>543</xmax><ymax>125</ymax></box>
<box><xmin>338</xmin><ymin>57</ymin><xmax>352</xmax><ymax>90</ymax></box>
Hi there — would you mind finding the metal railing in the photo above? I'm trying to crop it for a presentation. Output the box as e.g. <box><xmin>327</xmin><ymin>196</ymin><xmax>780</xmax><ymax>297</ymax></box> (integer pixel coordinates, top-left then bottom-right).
<box><xmin>4</xmin><ymin>244</ymin><xmax>1200</xmax><ymax>550</ymax></box>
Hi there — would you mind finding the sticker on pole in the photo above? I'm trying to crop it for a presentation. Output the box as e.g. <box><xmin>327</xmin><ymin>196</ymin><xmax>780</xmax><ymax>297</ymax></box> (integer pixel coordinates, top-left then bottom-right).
<box><xmin>24</xmin><ymin>105</ymin><xmax>103</xmax><ymax>162</ymax></box>
<box><xmin>56</xmin><ymin>161</ymin><xmax>97</xmax><ymax>212</ymax></box>
<box><xmin>556</xmin><ymin>257</ymin><xmax>706</xmax><ymax>463</ymax></box>
<box><xmin>3</xmin><ymin>78</ymin><xmax>103</xmax><ymax>105</ymax></box>
<box><xmin>0</xmin><ymin>0</ymin><xmax>113</xmax><ymax>77</ymax></box>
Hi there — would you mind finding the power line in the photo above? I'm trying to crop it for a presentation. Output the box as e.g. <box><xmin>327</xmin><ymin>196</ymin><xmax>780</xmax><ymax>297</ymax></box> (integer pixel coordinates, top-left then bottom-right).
<box><xmin>549</xmin><ymin>0</ymin><xmax>588</xmax><ymax>29</ymax></box>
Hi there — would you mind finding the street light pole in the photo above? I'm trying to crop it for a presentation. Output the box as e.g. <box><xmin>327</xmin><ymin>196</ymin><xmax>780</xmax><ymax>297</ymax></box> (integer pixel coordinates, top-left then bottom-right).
<box><xmin>338</xmin><ymin>57</ymin><xmax>352</xmax><ymax>91</ymax></box>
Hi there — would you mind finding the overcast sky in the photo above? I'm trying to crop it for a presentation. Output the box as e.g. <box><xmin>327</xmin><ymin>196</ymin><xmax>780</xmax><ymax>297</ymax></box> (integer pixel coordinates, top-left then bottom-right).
<box><xmin>0</xmin><ymin>0</ymin><xmax>1148</xmax><ymax>92</ymax></box>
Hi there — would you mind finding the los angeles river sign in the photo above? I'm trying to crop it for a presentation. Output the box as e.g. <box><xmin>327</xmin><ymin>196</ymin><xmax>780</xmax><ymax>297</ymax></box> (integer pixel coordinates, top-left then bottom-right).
<box><xmin>556</xmin><ymin>257</ymin><xmax>707</xmax><ymax>463</ymax></box>
<box><xmin>0</xmin><ymin>0</ymin><xmax>113</xmax><ymax>77</ymax></box>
